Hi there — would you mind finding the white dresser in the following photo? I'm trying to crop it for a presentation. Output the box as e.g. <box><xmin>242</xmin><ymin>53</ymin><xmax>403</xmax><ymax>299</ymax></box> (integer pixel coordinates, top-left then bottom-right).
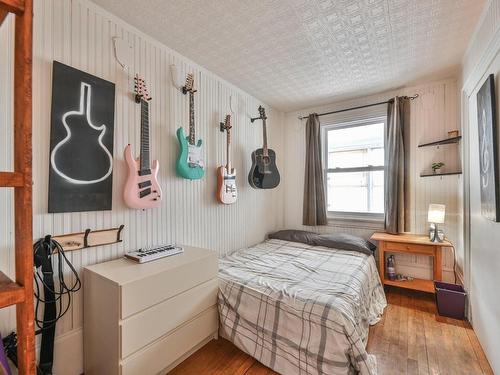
<box><xmin>83</xmin><ymin>246</ymin><xmax>219</xmax><ymax>375</ymax></box>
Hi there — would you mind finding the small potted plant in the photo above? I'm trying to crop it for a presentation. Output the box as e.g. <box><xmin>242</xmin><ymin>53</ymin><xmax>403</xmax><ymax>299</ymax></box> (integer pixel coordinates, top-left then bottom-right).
<box><xmin>432</xmin><ymin>162</ymin><xmax>445</xmax><ymax>174</ymax></box>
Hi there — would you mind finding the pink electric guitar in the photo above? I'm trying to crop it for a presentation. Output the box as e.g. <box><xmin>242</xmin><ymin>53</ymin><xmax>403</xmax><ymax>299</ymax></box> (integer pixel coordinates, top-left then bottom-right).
<box><xmin>123</xmin><ymin>76</ymin><xmax>162</xmax><ymax>209</ymax></box>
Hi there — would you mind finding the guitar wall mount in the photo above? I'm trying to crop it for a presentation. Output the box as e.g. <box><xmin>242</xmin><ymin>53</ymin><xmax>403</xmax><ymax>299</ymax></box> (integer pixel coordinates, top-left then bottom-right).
<box><xmin>250</xmin><ymin>105</ymin><xmax>267</xmax><ymax>123</ymax></box>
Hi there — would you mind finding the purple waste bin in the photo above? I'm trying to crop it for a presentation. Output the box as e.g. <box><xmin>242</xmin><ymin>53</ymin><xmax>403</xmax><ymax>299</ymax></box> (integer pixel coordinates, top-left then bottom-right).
<box><xmin>434</xmin><ymin>281</ymin><xmax>466</xmax><ymax>320</ymax></box>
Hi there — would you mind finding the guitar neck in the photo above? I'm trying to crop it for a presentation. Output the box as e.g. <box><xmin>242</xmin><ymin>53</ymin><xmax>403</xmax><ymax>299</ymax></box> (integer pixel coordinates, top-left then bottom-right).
<box><xmin>262</xmin><ymin>116</ymin><xmax>268</xmax><ymax>156</ymax></box>
<box><xmin>140</xmin><ymin>99</ymin><xmax>150</xmax><ymax>171</ymax></box>
<box><xmin>226</xmin><ymin>127</ymin><xmax>231</xmax><ymax>172</ymax></box>
<box><xmin>188</xmin><ymin>91</ymin><xmax>195</xmax><ymax>145</ymax></box>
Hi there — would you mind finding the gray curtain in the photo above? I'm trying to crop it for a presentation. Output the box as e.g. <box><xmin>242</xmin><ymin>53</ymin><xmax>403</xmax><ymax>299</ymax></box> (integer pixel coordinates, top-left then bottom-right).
<box><xmin>385</xmin><ymin>96</ymin><xmax>410</xmax><ymax>234</ymax></box>
<box><xmin>303</xmin><ymin>114</ymin><xmax>327</xmax><ymax>226</ymax></box>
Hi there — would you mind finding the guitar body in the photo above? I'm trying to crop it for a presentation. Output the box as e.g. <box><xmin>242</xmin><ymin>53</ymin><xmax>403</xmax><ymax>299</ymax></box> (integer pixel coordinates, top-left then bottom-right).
<box><xmin>248</xmin><ymin>148</ymin><xmax>280</xmax><ymax>189</ymax></box>
<box><xmin>216</xmin><ymin>166</ymin><xmax>237</xmax><ymax>204</ymax></box>
<box><xmin>176</xmin><ymin>127</ymin><xmax>205</xmax><ymax>180</ymax></box>
<box><xmin>123</xmin><ymin>144</ymin><xmax>162</xmax><ymax>209</ymax></box>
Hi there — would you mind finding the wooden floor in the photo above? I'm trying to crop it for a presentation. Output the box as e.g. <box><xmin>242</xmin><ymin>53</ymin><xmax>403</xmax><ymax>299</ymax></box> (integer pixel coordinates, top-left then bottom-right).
<box><xmin>169</xmin><ymin>287</ymin><xmax>493</xmax><ymax>375</ymax></box>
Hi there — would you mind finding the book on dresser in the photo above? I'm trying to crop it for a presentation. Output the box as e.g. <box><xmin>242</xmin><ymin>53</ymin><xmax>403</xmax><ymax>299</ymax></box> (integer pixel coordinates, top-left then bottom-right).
<box><xmin>83</xmin><ymin>245</ymin><xmax>218</xmax><ymax>375</ymax></box>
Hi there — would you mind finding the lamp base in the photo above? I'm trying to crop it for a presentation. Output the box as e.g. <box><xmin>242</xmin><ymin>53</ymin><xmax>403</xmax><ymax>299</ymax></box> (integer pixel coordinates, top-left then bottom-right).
<box><xmin>430</xmin><ymin>223</ymin><xmax>444</xmax><ymax>243</ymax></box>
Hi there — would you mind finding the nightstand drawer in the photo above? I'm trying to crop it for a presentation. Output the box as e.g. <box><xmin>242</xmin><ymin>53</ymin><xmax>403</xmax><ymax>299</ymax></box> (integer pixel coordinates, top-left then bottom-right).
<box><xmin>385</xmin><ymin>241</ymin><xmax>435</xmax><ymax>255</ymax></box>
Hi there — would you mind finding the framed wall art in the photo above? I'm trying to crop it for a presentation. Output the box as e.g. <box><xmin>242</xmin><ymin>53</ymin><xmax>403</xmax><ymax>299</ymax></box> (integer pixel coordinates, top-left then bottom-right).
<box><xmin>476</xmin><ymin>74</ymin><xmax>499</xmax><ymax>222</ymax></box>
<box><xmin>48</xmin><ymin>61</ymin><xmax>116</xmax><ymax>213</ymax></box>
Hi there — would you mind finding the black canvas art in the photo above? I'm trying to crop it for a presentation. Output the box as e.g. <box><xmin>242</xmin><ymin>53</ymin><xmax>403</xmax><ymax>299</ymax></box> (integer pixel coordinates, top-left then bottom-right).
<box><xmin>476</xmin><ymin>74</ymin><xmax>499</xmax><ymax>222</ymax></box>
<box><xmin>48</xmin><ymin>61</ymin><xmax>115</xmax><ymax>213</ymax></box>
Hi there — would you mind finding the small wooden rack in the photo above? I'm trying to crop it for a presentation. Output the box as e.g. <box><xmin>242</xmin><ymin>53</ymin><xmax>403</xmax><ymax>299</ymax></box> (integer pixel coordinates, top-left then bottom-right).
<box><xmin>52</xmin><ymin>226</ymin><xmax>125</xmax><ymax>252</ymax></box>
<box><xmin>0</xmin><ymin>1</ymin><xmax>35</xmax><ymax>374</ymax></box>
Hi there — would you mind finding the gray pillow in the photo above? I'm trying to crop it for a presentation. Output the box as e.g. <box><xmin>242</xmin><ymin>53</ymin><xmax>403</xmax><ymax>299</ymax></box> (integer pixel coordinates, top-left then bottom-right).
<box><xmin>268</xmin><ymin>230</ymin><xmax>319</xmax><ymax>245</ymax></box>
<box><xmin>312</xmin><ymin>233</ymin><xmax>376</xmax><ymax>256</ymax></box>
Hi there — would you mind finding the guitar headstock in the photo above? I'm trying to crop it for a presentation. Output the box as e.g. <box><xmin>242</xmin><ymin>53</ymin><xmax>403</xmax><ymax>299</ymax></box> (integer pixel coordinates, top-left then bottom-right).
<box><xmin>134</xmin><ymin>75</ymin><xmax>152</xmax><ymax>103</ymax></box>
<box><xmin>258</xmin><ymin>106</ymin><xmax>267</xmax><ymax>120</ymax></box>
<box><xmin>220</xmin><ymin>114</ymin><xmax>232</xmax><ymax>133</ymax></box>
<box><xmin>183</xmin><ymin>73</ymin><xmax>196</xmax><ymax>94</ymax></box>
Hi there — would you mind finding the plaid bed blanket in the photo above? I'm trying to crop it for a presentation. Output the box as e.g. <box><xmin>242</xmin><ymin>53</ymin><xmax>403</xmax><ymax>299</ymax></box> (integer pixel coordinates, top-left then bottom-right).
<box><xmin>218</xmin><ymin>239</ymin><xmax>387</xmax><ymax>375</ymax></box>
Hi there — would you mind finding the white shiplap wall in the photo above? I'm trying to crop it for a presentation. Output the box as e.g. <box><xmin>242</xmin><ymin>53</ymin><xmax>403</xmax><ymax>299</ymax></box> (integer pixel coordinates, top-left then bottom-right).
<box><xmin>461</xmin><ymin>0</ymin><xmax>500</xmax><ymax>371</ymax></box>
<box><xmin>0</xmin><ymin>1</ymin><xmax>284</xmax><ymax>372</ymax></box>
<box><xmin>283</xmin><ymin>78</ymin><xmax>462</xmax><ymax>282</ymax></box>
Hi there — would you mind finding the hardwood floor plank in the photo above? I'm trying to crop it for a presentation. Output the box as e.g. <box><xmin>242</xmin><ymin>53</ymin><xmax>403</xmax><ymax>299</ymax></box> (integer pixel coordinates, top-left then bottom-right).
<box><xmin>169</xmin><ymin>288</ymin><xmax>493</xmax><ymax>375</ymax></box>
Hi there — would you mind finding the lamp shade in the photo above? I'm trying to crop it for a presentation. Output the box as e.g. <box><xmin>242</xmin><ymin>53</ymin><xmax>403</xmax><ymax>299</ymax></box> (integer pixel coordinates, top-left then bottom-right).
<box><xmin>428</xmin><ymin>204</ymin><xmax>445</xmax><ymax>224</ymax></box>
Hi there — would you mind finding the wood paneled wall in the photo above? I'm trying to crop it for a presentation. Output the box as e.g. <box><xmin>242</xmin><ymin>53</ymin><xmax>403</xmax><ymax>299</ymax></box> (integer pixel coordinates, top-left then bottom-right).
<box><xmin>283</xmin><ymin>79</ymin><xmax>462</xmax><ymax>282</ymax></box>
<box><xmin>0</xmin><ymin>1</ymin><xmax>284</xmax><ymax>372</ymax></box>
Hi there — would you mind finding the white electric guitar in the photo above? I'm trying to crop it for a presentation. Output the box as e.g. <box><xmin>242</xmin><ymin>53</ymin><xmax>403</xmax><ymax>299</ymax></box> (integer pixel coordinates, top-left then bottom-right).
<box><xmin>123</xmin><ymin>76</ymin><xmax>162</xmax><ymax>209</ymax></box>
<box><xmin>216</xmin><ymin>115</ymin><xmax>237</xmax><ymax>204</ymax></box>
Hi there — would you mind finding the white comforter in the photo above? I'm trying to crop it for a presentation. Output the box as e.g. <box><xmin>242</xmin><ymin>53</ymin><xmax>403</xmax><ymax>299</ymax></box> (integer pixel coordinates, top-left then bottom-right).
<box><xmin>218</xmin><ymin>239</ymin><xmax>387</xmax><ymax>375</ymax></box>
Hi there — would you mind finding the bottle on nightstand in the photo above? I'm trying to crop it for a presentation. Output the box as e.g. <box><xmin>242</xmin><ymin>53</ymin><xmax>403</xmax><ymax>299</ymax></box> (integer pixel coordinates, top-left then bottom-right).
<box><xmin>387</xmin><ymin>255</ymin><xmax>396</xmax><ymax>281</ymax></box>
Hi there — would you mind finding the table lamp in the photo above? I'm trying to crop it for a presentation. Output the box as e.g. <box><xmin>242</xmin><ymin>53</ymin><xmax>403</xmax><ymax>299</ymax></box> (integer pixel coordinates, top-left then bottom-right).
<box><xmin>428</xmin><ymin>204</ymin><xmax>445</xmax><ymax>242</ymax></box>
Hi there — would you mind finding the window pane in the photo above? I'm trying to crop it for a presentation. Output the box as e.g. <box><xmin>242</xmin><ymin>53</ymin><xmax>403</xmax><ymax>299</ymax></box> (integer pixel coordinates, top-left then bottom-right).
<box><xmin>327</xmin><ymin>171</ymin><xmax>384</xmax><ymax>213</ymax></box>
<box><xmin>327</xmin><ymin>123</ymin><xmax>384</xmax><ymax>169</ymax></box>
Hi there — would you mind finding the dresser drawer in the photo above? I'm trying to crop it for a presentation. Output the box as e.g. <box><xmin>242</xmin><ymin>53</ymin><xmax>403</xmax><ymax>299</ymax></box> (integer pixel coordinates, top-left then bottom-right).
<box><xmin>120</xmin><ymin>305</ymin><xmax>218</xmax><ymax>375</ymax></box>
<box><xmin>120</xmin><ymin>253</ymin><xmax>217</xmax><ymax>318</ymax></box>
<box><xmin>120</xmin><ymin>277</ymin><xmax>218</xmax><ymax>358</ymax></box>
<box><xmin>385</xmin><ymin>241</ymin><xmax>435</xmax><ymax>255</ymax></box>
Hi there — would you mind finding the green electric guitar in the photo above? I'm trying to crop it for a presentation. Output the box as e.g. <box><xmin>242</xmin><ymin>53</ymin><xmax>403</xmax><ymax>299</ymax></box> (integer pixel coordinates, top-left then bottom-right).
<box><xmin>176</xmin><ymin>73</ymin><xmax>205</xmax><ymax>180</ymax></box>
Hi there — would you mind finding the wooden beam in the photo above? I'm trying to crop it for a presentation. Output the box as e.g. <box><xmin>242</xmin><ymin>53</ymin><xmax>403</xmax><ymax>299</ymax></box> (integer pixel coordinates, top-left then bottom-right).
<box><xmin>0</xmin><ymin>0</ymin><xmax>24</xmax><ymax>14</ymax></box>
<box><xmin>0</xmin><ymin>271</ymin><xmax>25</xmax><ymax>308</ymax></box>
<box><xmin>13</xmin><ymin>0</ymin><xmax>34</xmax><ymax>373</ymax></box>
<box><xmin>0</xmin><ymin>8</ymin><xmax>8</xmax><ymax>26</ymax></box>
<box><xmin>0</xmin><ymin>171</ymin><xmax>24</xmax><ymax>187</ymax></box>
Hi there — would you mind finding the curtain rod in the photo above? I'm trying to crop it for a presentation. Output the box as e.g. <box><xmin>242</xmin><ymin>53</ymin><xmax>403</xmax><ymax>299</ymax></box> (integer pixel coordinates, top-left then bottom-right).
<box><xmin>298</xmin><ymin>94</ymin><xmax>419</xmax><ymax>120</ymax></box>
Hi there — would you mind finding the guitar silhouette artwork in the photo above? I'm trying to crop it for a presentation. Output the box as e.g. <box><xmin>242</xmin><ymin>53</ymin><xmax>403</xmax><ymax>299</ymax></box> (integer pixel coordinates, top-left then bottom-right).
<box><xmin>50</xmin><ymin>81</ymin><xmax>113</xmax><ymax>185</ymax></box>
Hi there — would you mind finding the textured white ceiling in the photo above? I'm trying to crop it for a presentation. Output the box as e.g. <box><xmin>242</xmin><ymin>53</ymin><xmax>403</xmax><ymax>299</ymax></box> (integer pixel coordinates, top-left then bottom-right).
<box><xmin>93</xmin><ymin>0</ymin><xmax>485</xmax><ymax>111</ymax></box>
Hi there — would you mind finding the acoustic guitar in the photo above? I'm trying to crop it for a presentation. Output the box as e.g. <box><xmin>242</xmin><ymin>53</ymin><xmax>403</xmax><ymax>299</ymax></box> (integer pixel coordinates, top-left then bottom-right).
<box><xmin>123</xmin><ymin>75</ymin><xmax>162</xmax><ymax>209</ymax></box>
<box><xmin>248</xmin><ymin>106</ymin><xmax>280</xmax><ymax>189</ymax></box>
<box><xmin>217</xmin><ymin>115</ymin><xmax>237</xmax><ymax>204</ymax></box>
<box><xmin>176</xmin><ymin>73</ymin><xmax>205</xmax><ymax>180</ymax></box>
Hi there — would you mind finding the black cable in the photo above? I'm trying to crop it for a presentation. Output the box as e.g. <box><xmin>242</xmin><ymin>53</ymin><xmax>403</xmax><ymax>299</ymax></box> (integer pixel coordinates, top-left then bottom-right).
<box><xmin>33</xmin><ymin>236</ymin><xmax>81</xmax><ymax>334</ymax></box>
<box><xmin>450</xmin><ymin>244</ymin><xmax>457</xmax><ymax>285</ymax></box>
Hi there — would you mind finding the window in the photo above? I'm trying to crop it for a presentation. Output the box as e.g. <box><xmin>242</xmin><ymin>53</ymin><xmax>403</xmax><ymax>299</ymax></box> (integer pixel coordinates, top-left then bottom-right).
<box><xmin>323</xmin><ymin>117</ymin><xmax>385</xmax><ymax>219</ymax></box>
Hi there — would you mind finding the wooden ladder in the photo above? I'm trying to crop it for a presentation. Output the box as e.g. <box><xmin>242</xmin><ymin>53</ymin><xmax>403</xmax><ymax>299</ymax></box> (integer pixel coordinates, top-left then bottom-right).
<box><xmin>0</xmin><ymin>0</ymin><xmax>35</xmax><ymax>374</ymax></box>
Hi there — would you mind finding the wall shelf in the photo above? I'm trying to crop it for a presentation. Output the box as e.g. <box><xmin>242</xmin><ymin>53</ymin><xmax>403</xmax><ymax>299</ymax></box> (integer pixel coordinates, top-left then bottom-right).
<box><xmin>420</xmin><ymin>171</ymin><xmax>462</xmax><ymax>178</ymax></box>
<box><xmin>418</xmin><ymin>136</ymin><xmax>461</xmax><ymax>148</ymax></box>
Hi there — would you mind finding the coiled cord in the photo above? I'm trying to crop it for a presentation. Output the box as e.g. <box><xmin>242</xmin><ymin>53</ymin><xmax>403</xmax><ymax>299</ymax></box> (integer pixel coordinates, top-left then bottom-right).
<box><xmin>33</xmin><ymin>236</ymin><xmax>81</xmax><ymax>335</ymax></box>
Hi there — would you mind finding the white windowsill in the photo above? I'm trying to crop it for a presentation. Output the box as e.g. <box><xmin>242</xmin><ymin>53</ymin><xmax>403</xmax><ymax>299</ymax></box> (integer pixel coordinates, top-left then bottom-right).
<box><xmin>327</xmin><ymin>212</ymin><xmax>385</xmax><ymax>230</ymax></box>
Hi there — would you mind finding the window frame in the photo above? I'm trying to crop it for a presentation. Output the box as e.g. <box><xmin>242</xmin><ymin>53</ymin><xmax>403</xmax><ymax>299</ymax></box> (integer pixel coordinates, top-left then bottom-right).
<box><xmin>322</xmin><ymin>116</ymin><xmax>387</xmax><ymax>222</ymax></box>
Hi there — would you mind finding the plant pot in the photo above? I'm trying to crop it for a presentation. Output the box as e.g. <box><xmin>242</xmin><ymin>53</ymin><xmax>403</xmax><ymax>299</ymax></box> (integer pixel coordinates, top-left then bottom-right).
<box><xmin>433</xmin><ymin>168</ymin><xmax>442</xmax><ymax>174</ymax></box>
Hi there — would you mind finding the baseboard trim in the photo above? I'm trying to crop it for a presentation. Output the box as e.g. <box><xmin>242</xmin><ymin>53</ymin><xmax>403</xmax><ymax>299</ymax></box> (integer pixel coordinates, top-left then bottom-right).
<box><xmin>160</xmin><ymin>333</ymin><xmax>218</xmax><ymax>374</ymax></box>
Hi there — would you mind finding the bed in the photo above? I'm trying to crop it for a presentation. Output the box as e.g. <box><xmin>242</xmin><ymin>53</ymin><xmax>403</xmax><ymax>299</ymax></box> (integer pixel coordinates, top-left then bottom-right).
<box><xmin>218</xmin><ymin>237</ymin><xmax>387</xmax><ymax>375</ymax></box>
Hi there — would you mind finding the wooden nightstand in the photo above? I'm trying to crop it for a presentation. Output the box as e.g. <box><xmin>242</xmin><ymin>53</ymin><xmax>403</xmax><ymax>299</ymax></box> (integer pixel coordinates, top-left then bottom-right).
<box><xmin>371</xmin><ymin>232</ymin><xmax>451</xmax><ymax>294</ymax></box>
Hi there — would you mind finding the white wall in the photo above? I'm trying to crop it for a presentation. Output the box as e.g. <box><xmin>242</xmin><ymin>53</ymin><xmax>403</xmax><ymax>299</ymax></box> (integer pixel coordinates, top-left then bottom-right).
<box><xmin>0</xmin><ymin>1</ymin><xmax>284</xmax><ymax>373</ymax></box>
<box><xmin>461</xmin><ymin>0</ymin><xmax>500</xmax><ymax>372</ymax></box>
<box><xmin>283</xmin><ymin>78</ymin><xmax>463</xmax><ymax>282</ymax></box>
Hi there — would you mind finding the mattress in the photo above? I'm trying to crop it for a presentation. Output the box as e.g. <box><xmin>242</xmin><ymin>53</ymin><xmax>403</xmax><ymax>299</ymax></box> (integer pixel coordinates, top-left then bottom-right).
<box><xmin>218</xmin><ymin>238</ymin><xmax>387</xmax><ymax>375</ymax></box>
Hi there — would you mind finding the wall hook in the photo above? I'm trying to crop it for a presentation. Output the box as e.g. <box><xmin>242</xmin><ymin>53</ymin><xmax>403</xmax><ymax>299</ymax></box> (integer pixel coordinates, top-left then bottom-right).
<box><xmin>117</xmin><ymin>225</ymin><xmax>125</xmax><ymax>242</ymax></box>
<box><xmin>250</xmin><ymin>105</ymin><xmax>267</xmax><ymax>123</ymax></box>
<box><xmin>229</xmin><ymin>95</ymin><xmax>236</xmax><ymax>114</ymax></box>
<box><xmin>112</xmin><ymin>37</ymin><xmax>131</xmax><ymax>70</ymax></box>
<box><xmin>170</xmin><ymin>64</ymin><xmax>183</xmax><ymax>91</ymax></box>
<box><xmin>83</xmin><ymin>228</ymin><xmax>91</xmax><ymax>248</ymax></box>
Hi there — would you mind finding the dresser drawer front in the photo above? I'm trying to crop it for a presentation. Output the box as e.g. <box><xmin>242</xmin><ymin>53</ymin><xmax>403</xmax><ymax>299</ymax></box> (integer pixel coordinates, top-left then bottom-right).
<box><xmin>385</xmin><ymin>241</ymin><xmax>435</xmax><ymax>255</ymax></box>
<box><xmin>121</xmin><ymin>278</ymin><xmax>218</xmax><ymax>358</ymax></box>
<box><xmin>120</xmin><ymin>254</ymin><xmax>217</xmax><ymax>318</ymax></box>
<box><xmin>120</xmin><ymin>306</ymin><xmax>218</xmax><ymax>375</ymax></box>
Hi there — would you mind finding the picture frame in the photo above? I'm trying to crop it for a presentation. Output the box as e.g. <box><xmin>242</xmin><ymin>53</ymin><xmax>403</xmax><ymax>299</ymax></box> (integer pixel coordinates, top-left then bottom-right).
<box><xmin>476</xmin><ymin>74</ymin><xmax>499</xmax><ymax>222</ymax></box>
